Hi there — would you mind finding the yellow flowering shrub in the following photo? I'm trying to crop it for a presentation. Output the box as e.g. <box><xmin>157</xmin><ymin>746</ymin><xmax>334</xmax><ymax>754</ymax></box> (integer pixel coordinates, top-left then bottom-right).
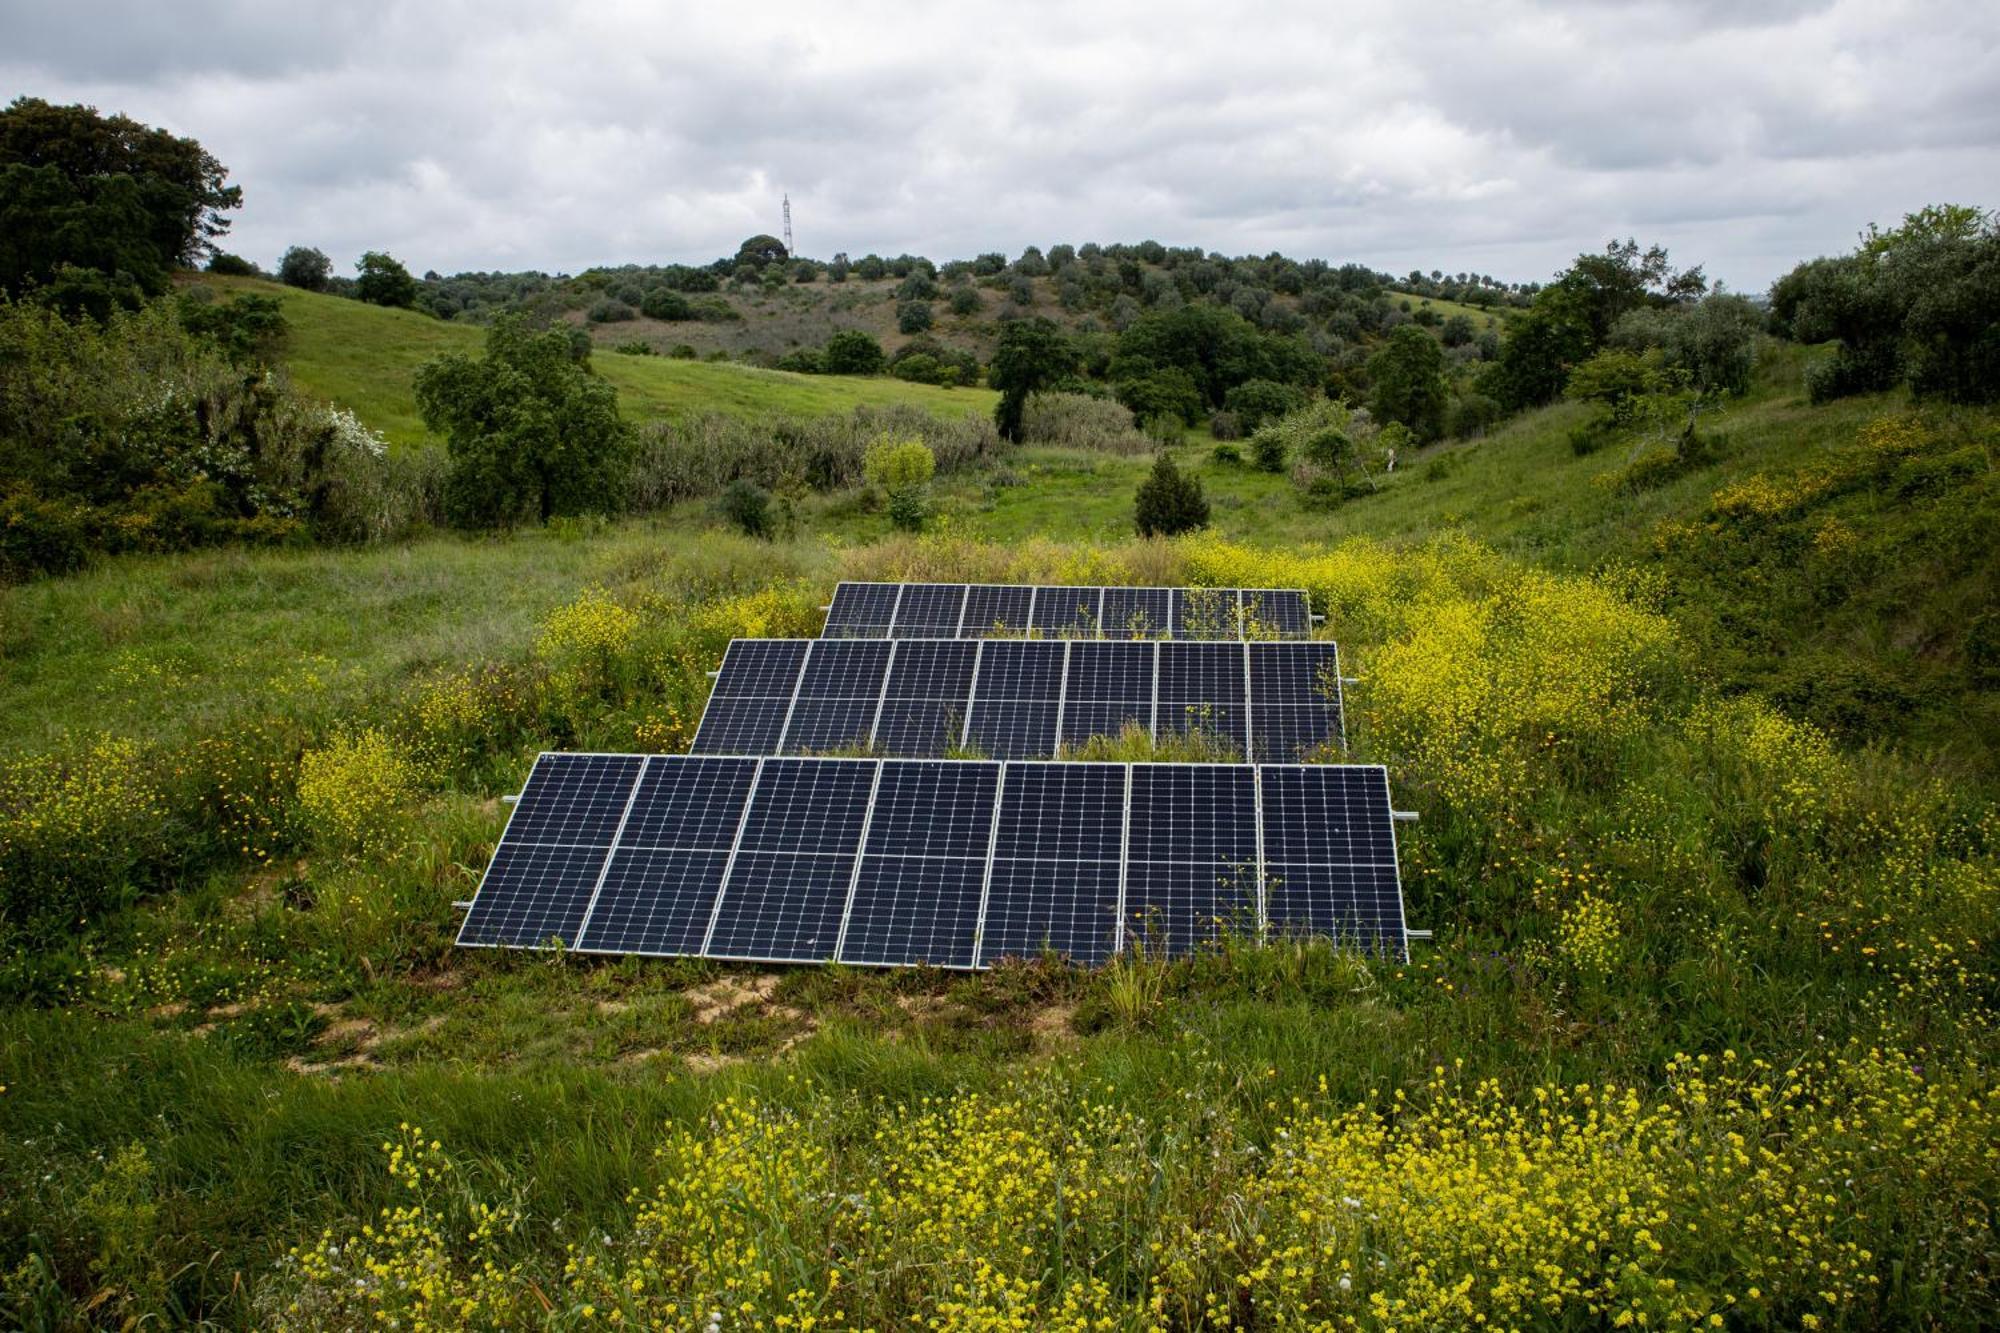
<box><xmin>295</xmin><ymin>729</ymin><xmax>419</xmax><ymax>851</ymax></box>
<box><xmin>1684</xmin><ymin>695</ymin><xmax>1850</xmax><ymax>830</ymax></box>
<box><xmin>0</xmin><ymin>733</ymin><xmax>168</xmax><ymax>914</ymax></box>
<box><xmin>1557</xmin><ymin>892</ymin><xmax>1624</xmax><ymax>981</ymax></box>
<box><xmin>684</xmin><ymin>580</ymin><xmax>823</xmax><ymax>644</ymax></box>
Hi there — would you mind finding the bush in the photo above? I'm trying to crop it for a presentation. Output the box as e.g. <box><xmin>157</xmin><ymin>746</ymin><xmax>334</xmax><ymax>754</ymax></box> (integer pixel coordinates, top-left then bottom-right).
<box><xmin>639</xmin><ymin>289</ymin><xmax>693</xmax><ymax>320</ymax></box>
<box><xmin>587</xmin><ymin>298</ymin><xmax>635</xmax><ymax>323</ymax></box>
<box><xmin>1134</xmin><ymin>451</ymin><xmax>1209</xmax><ymax>536</ymax></box>
<box><xmin>1209</xmin><ymin>410</ymin><xmax>1243</xmax><ymax>440</ymax></box>
<box><xmin>296</xmin><ymin>729</ymin><xmax>419</xmax><ymax>852</ymax></box>
<box><xmin>1251</xmin><ymin>428</ymin><xmax>1288</xmax><ymax>471</ymax></box>
<box><xmin>1447</xmin><ymin>392</ymin><xmax>1503</xmax><ymax>438</ymax></box>
<box><xmin>897</xmin><ymin>300</ymin><xmax>933</xmax><ymax>334</ymax></box>
<box><xmin>717</xmin><ymin>479</ymin><xmax>776</xmax><ymax>539</ymax></box>
<box><xmin>668</xmin><ymin>343</ymin><xmax>698</xmax><ymax>359</ymax></box>
<box><xmin>823</xmin><ymin>329</ymin><xmax>886</xmax><ymax>374</ymax></box>
<box><xmin>950</xmin><ymin>286</ymin><xmax>981</xmax><ymax>316</ymax></box>
<box><xmin>1211</xmin><ymin>442</ymin><xmax>1243</xmax><ymax>465</ymax></box>
<box><xmin>776</xmin><ymin>348</ymin><xmax>825</xmax><ymax>374</ymax></box>
<box><xmin>205</xmin><ymin>251</ymin><xmax>256</xmax><ymax>276</ymax></box>
<box><xmin>1018</xmin><ymin>392</ymin><xmax>1148</xmax><ymax>454</ymax></box>
<box><xmin>611</xmin><ymin>339</ymin><xmax>654</xmax><ymax>356</ymax></box>
<box><xmin>1223</xmin><ymin>378</ymin><xmax>1309</xmax><ymax>432</ymax></box>
<box><xmin>863</xmin><ymin>437</ymin><xmax>937</xmax><ymax>533</ymax></box>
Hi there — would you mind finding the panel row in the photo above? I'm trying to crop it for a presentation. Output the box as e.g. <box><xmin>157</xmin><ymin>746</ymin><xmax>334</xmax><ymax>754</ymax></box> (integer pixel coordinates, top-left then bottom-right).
<box><xmin>691</xmin><ymin>637</ymin><xmax>1346</xmax><ymax>762</ymax></box>
<box><xmin>823</xmin><ymin>582</ymin><xmax>1314</xmax><ymax>640</ymax></box>
<box><xmin>457</xmin><ymin>753</ymin><xmax>1409</xmax><ymax>967</ymax></box>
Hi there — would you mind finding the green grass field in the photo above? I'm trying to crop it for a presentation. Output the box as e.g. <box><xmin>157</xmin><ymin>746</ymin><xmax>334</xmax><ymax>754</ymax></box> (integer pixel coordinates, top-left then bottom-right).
<box><xmin>192</xmin><ymin>276</ymin><xmax>998</xmax><ymax>447</ymax></box>
<box><xmin>2</xmin><ymin>330</ymin><xmax>1995</xmax><ymax>1327</ymax></box>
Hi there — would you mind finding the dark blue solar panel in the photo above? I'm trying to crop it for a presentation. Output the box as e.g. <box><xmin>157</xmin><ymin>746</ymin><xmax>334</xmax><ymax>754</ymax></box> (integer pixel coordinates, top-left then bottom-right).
<box><xmin>884</xmin><ymin>640</ymin><xmax>978</xmax><ymax>698</ymax></box>
<box><xmin>876</xmin><ymin>700</ymin><xmax>968</xmax><ymax>757</ymax></box>
<box><xmin>1066</xmin><ymin>640</ymin><xmax>1153</xmax><ymax>699</ymax></box>
<box><xmin>961</xmin><ymin>585</ymin><xmax>1034</xmax><ymax>637</ymax></box>
<box><xmin>1157</xmin><ymin>700</ymin><xmax>1248</xmax><ymax>755</ymax></box>
<box><xmin>1171</xmin><ymin>588</ymin><xmax>1242</xmax><ymax>640</ymax></box>
<box><xmin>1242</xmin><ymin>589</ymin><xmax>1312</xmax><ymax>639</ymax></box>
<box><xmin>1248</xmin><ymin>642</ymin><xmax>1341</xmax><ymax>704</ymax></box>
<box><xmin>690</xmin><ymin>697</ymin><xmax>791</xmax><ymax>755</ymax></box>
<box><xmin>1264</xmin><ymin>863</ymin><xmax>1406</xmax><ymax>956</ymax></box>
<box><xmin>839</xmin><ymin>856</ymin><xmax>986</xmax><ymax>967</ymax></box>
<box><xmin>890</xmin><ymin>584</ymin><xmax>968</xmax><ymax>637</ymax></box>
<box><xmin>1060</xmin><ymin>699</ymin><xmax>1153</xmax><ymax>749</ymax></box>
<box><xmin>781</xmin><ymin>697</ymin><xmax>880</xmax><ymax>754</ymax></box>
<box><xmin>736</xmin><ymin>759</ymin><xmax>875</xmax><ymax>853</ymax></box>
<box><xmin>977</xmin><ymin>859</ymin><xmax>1121</xmax><ymax>966</ymax></box>
<box><xmin>1122</xmin><ymin>860</ymin><xmax>1259</xmax><ymax>957</ymax></box>
<box><xmin>1031</xmin><ymin>586</ymin><xmax>1103</xmax><ymax>637</ymax></box>
<box><xmin>973</xmin><ymin>640</ymin><xmax>1066</xmax><ymax>697</ymax></box>
<box><xmin>1156</xmin><ymin>642</ymin><xmax>1248</xmax><ymax>753</ymax></box>
<box><xmin>1129</xmin><ymin>764</ymin><xmax>1258</xmax><ymax>865</ymax></box>
<box><xmin>705</xmin><ymin>851</ymin><xmax>855</xmax><ymax>962</ymax></box>
<box><xmin>1250</xmin><ymin>706</ymin><xmax>1340</xmax><ymax>763</ymax></box>
<box><xmin>497</xmin><ymin>753</ymin><xmax>645</xmax><ymax>846</ymax></box>
<box><xmin>824</xmin><ymin>582</ymin><xmax>899</xmax><ymax>637</ymax></box>
<box><xmin>967</xmin><ymin>699</ymin><xmax>1058</xmax><ymax>759</ymax></box>
<box><xmin>710</xmin><ymin>639</ymin><xmax>810</xmax><ymax>697</ymax></box>
<box><xmin>865</xmin><ymin>762</ymin><xmax>999</xmax><ymax>859</ymax></box>
<box><xmin>992</xmin><ymin>763</ymin><xmax>1126</xmax><ymax>861</ymax></box>
<box><xmin>798</xmin><ymin>639</ymin><xmax>893</xmax><ymax>696</ymax></box>
<box><xmin>618</xmin><ymin>757</ymin><xmax>757</xmax><ymax>849</ymax></box>
<box><xmin>573</xmin><ymin>849</ymin><xmax>729</xmax><ymax>955</ymax></box>
<box><xmin>457</xmin><ymin>842</ymin><xmax>611</xmax><ymax>948</ymax></box>
<box><xmin>1100</xmin><ymin>587</ymin><xmax>1172</xmax><ymax>640</ymax></box>
<box><xmin>1257</xmin><ymin>765</ymin><xmax>1395</xmax><ymax>865</ymax></box>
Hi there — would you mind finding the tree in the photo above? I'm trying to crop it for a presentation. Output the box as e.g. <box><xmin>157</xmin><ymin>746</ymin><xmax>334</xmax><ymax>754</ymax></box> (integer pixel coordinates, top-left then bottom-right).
<box><xmin>896</xmin><ymin>300</ymin><xmax>933</xmax><ymax>334</ymax></box>
<box><xmin>640</xmin><ymin>288</ymin><xmax>693</xmax><ymax>320</ymax></box>
<box><xmin>822</xmin><ymin>329</ymin><xmax>886</xmax><ymax>375</ymax></box>
<box><xmin>278</xmin><ymin>246</ymin><xmax>331</xmax><ymax>291</ymax></box>
<box><xmin>0</xmin><ymin>97</ymin><xmax>241</xmax><ymax>308</ymax></box>
<box><xmin>355</xmin><ymin>251</ymin><xmax>417</xmax><ymax>308</ymax></box>
<box><xmin>989</xmin><ymin>317</ymin><xmax>1078</xmax><ymax>440</ymax></box>
<box><xmin>1116</xmin><ymin>367</ymin><xmax>1204</xmax><ymax>426</ymax></box>
<box><xmin>949</xmin><ymin>285</ymin><xmax>981</xmax><ymax>316</ymax></box>
<box><xmin>863</xmin><ymin>436</ymin><xmax>936</xmax><ymax>531</ymax></box>
<box><xmin>1134</xmin><ymin>451</ymin><xmax>1209</xmax><ymax>536</ymax></box>
<box><xmin>1223</xmin><ymin>378</ymin><xmax>1309</xmax><ymax>433</ymax></box>
<box><xmin>414</xmin><ymin>316</ymin><xmax>632</xmax><ymax>527</ymax></box>
<box><xmin>734</xmin><ymin>234</ymin><xmax>788</xmax><ymax>268</ymax></box>
<box><xmin>1366</xmin><ymin>325</ymin><xmax>1449</xmax><ymax>441</ymax></box>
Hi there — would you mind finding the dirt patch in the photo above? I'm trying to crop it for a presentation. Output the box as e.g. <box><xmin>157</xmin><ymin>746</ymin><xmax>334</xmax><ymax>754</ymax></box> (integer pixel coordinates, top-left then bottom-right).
<box><xmin>683</xmin><ymin>1051</ymin><xmax>744</xmax><ymax>1075</ymax></box>
<box><xmin>684</xmin><ymin>973</ymin><xmax>785</xmax><ymax>1024</ymax></box>
<box><xmin>1030</xmin><ymin>1004</ymin><xmax>1077</xmax><ymax>1049</ymax></box>
<box><xmin>285</xmin><ymin>1053</ymin><xmax>375</xmax><ymax>1078</ymax></box>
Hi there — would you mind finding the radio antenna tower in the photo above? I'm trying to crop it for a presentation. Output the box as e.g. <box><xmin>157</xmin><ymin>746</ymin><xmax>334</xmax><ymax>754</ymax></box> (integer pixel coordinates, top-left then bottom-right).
<box><xmin>782</xmin><ymin>193</ymin><xmax>794</xmax><ymax>257</ymax></box>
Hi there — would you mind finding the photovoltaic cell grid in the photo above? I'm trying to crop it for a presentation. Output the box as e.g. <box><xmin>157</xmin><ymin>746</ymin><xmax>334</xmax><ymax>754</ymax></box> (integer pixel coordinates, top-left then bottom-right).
<box><xmin>692</xmin><ymin>638</ymin><xmax>1344</xmax><ymax>763</ymax></box>
<box><xmin>458</xmin><ymin>752</ymin><xmax>1409</xmax><ymax>966</ymax></box>
<box><xmin>823</xmin><ymin>582</ymin><xmax>1313</xmax><ymax>640</ymax></box>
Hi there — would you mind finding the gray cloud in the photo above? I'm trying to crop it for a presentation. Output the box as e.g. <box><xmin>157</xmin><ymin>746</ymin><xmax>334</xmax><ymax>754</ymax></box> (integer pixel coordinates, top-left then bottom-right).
<box><xmin>3</xmin><ymin>0</ymin><xmax>1994</xmax><ymax>290</ymax></box>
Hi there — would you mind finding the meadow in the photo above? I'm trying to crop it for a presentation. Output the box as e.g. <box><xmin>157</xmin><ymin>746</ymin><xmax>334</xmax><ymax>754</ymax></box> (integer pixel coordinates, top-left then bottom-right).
<box><xmin>1</xmin><ymin>332</ymin><xmax>1995</xmax><ymax>1327</ymax></box>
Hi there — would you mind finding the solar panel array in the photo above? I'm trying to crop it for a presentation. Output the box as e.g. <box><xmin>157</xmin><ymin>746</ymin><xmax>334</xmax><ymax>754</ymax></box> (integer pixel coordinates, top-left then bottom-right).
<box><xmin>459</xmin><ymin>752</ymin><xmax>1409</xmax><ymax>965</ymax></box>
<box><xmin>824</xmin><ymin>582</ymin><xmax>1314</xmax><ymax>640</ymax></box>
<box><xmin>691</xmin><ymin>638</ymin><xmax>1345</xmax><ymax>762</ymax></box>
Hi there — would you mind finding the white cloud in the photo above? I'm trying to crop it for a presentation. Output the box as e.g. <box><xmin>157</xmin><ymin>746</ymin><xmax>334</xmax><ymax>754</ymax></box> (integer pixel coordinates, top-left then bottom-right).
<box><xmin>3</xmin><ymin>0</ymin><xmax>1994</xmax><ymax>289</ymax></box>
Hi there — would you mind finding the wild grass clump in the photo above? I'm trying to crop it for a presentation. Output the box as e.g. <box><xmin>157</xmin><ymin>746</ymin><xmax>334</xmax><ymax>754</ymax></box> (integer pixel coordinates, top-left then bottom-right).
<box><xmin>1019</xmin><ymin>391</ymin><xmax>1151</xmax><ymax>453</ymax></box>
<box><xmin>629</xmin><ymin>403</ymin><xmax>1001</xmax><ymax>507</ymax></box>
<box><xmin>0</xmin><ymin>734</ymin><xmax>169</xmax><ymax>931</ymax></box>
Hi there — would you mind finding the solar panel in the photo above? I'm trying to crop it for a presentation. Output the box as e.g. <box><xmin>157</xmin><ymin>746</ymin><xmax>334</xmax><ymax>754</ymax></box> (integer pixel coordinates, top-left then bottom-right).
<box><xmin>706</xmin><ymin>758</ymin><xmax>876</xmax><ymax>961</ymax></box>
<box><xmin>456</xmin><ymin>752</ymin><xmax>646</xmax><ymax>948</ymax></box>
<box><xmin>823</xmin><ymin>582</ymin><xmax>900</xmax><ymax>637</ymax></box>
<box><xmin>574</xmin><ymin>756</ymin><xmax>758</xmax><ymax>955</ymax></box>
<box><xmin>1241</xmin><ymin>589</ymin><xmax>1313</xmax><ymax>639</ymax></box>
<box><xmin>1248</xmin><ymin>642</ymin><xmax>1345</xmax><ymax>761</ymax></box>
<box><xmin>890</xmin><ymin>583</ymin><xmax>968</xmax><ymax>638</ymax></box>
<box><xmin>1157</xmin><ymin>641</ymin><xmax>1249</xmax><ymax>756</ymax></box>
<box><xmin>822</xmin><ymin>583</ymin><xmax>1314</xmax><ymax>640</ymax></box>
<box><xmin>780</xmin><ymin>640</ymin><xmax>892</xmax><ymax>754</ymax></box>
<box><xmin>962</xmin><ymin>584</ymin><xmax>1034</xmax><ymax>637</ymax></box>
<box><xmin>1100</xmin><ymin>586</ymin><xmax>1173</xmax><ymax>640</ymax></box>
<box><xmin>690</xmin><ymin>640</ymin><xmax>810</xmax><ymax>755</ymax></box>
<box><xmin>837</xmin><ymin>761</ymin><xmax>999</xmax><ymax>967</ymax></box>
<box><xmin>875</xmin><ymin>640</ymin><xmax>979</xmax><ymax>757</ymax></box>
<box><xmin>459</xmin><ymin>754</ymin><xmax>1411</xmax><ymax>967</ymax></box>
<box><xmin>1259</xmin><ymin>765</ymin><xmax>1405</xmax><ymax>954</ymax></box>
<box><xmin>976</xmin><ymin>762</ymin><xmax>1125</xmax><ymax>965</ymax></box>
<box><xmin>965</xmin><ymin>640</ymin><xmax>1064</xmax><ymax>759</ymax></box>
<box><xmin>1060</xmin><ymin>640</ymin><xmax>1153</xmax><ymax>750</ymax></box>
<box><xmin>1123</xmin><ymin>765</ymin><xmax>1260</xmax><ymax>954</ymax></box>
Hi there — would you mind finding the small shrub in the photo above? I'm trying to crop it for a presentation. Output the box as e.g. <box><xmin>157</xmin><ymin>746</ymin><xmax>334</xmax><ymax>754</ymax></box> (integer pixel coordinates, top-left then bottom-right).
<box><xmin>587</xmin><ymin>298</ymin><xmax>635</xmax><ymax>323</ymax></box>
<box><xmin>1211</xmin><ymin>442</ymin><xmax>1243</xmax><ymax>465</ymax></box>
<box><xmin>1019</xmin><ymin>392</ymin><xmax>1148</xmax><ymax>454</ymax></box>
<box><xmin>718</xmin><ymin>479</ymin><xmax>776</xmax><ymax>539</ymax></box>
<box><xmin>896</xmin><ymin>300</ymin><xmax>933</xmax><ymax>334</ymax></box>
<box><xmin>1134</xmin><ymin>452</ymin><xmax>1209</xmax><ymax>536</ymax></box>
<box><xmin>1251</xmin><ymin>429</ymin><xmax>1288</xmax><ymax>472</ymax></box>
<box><xmin>864</xmin><ymin>437</ymin><xmax>936</xmax><ymax>531</ymax></box>
<box><xmin>668</xmin><ymin>343</ymin><xmax>698</xmax><ymax>359</ymax></box>
<box><xmin>640</xmin><ymin>289</ymin><xmax>694</xmax><ymax>320</ymax></box>
<box><xmin>1208</xmin><ymin>409</ymin><xmax>1243</xmax><ymax>441</ymax></box>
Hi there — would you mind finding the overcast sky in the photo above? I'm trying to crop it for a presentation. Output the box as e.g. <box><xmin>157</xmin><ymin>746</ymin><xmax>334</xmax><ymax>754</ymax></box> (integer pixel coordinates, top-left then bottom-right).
<box><xmin>5</xmin><ymin>0</ymin><xmax>1995</xmax><ymax>292</ymax></box>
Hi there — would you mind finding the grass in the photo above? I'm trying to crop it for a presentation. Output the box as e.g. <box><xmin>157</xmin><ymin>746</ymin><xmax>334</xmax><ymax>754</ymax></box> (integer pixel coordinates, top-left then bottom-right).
<box><xmin>188</xmin><ymin>276</ymin><xmax>998</xmax><ymax>448</ymax></box>
<box><xmin>2</xmin><ymin>335</ymin><xmax>1996</xmax><ymax>1327</ymax></box>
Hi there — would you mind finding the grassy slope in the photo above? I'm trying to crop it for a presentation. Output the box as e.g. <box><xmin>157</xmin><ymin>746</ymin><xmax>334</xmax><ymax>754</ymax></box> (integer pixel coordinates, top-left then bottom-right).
<box><xmin>193</xmin><ymin>276</ymin><xmax>998</xmax><ymax>448</ymax></box>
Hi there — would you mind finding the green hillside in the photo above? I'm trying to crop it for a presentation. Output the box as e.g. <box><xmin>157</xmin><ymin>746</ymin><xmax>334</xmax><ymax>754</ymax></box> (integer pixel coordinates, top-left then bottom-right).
<box><xmin>192</xmin><ymin>275</ymin><xmax>999</xmax><ymax>447</ymax></box>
